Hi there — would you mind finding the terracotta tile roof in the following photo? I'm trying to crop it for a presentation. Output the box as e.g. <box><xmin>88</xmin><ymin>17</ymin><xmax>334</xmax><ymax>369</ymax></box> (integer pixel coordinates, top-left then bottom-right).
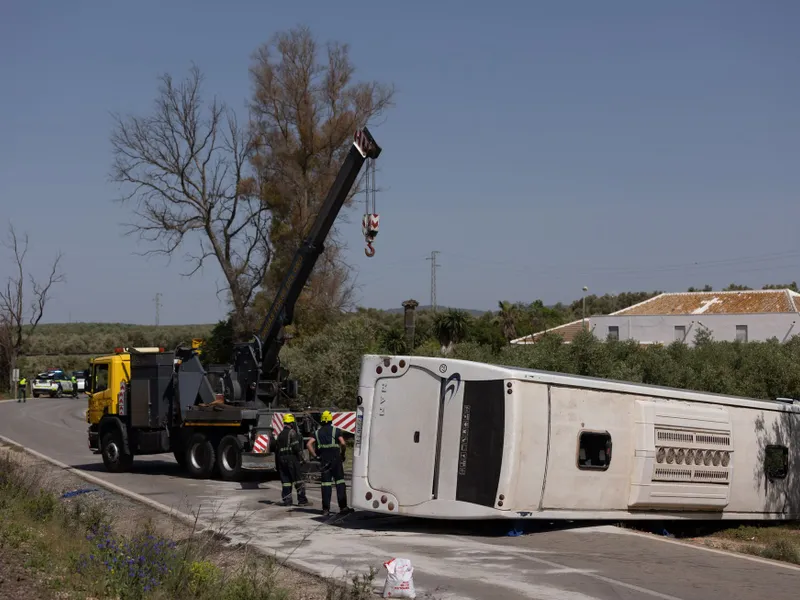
<box><xmin>611</xmin><ymin>289</ymin><xmax>800</xmax><ymax>316</ymax></box>
<box><xmin>510</xmin><ymin>319</ymin><xmax>588</xmax><ymax>344</ymax></box>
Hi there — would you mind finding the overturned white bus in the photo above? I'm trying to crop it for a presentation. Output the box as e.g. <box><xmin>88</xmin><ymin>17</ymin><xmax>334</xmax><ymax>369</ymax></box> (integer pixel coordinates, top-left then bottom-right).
<box><xmin>351</xmin><ymin>354</ymin><xmax>799</xmax><ymax>521</ymax></box>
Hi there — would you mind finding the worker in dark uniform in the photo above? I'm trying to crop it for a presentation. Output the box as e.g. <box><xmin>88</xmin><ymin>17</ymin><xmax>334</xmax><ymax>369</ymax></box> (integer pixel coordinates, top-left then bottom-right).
<box><xmin>71</xmin><ymin>374</ymin><xmax>78</xmax><ymax>398</ymax></box>
<box><xmin>17</xmin><ymin>376</ymin><xmax>27</xmax><ymax>403</ymax></box>
<box><xmin>275</xmin><ymin>413</ymin><xmax>309</xmax><ymax>507</ymax></box>
<box><xmin>307</xmin><ymin>410</ymin><xmax>353</xmax><ymax>517</ymax></box>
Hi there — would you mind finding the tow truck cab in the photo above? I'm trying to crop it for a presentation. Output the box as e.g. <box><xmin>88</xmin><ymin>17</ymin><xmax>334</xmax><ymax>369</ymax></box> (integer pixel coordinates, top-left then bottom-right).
<box><xmin>86</xmin><ymin>347</ymin><xmax>164</xmax><ymax>449</ymax></box>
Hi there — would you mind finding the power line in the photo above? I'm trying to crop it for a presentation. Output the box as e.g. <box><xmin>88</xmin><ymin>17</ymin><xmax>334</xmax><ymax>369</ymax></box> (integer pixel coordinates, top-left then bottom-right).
<box><xmin>154</xmin><ymin>293</ymin><xmax>162</xmax><ymax>326</ymax></box>
<box><xmin>426</xmin><ymin>251</ymin><xmax>441</xmax><ymax>312</ymax></box>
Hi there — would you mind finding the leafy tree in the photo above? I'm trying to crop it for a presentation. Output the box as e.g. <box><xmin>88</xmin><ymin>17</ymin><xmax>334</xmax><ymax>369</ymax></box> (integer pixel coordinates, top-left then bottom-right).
<box><xmin>379</xmin><ymin>325</ymin><xmax>408</xmax><ymax>355</ymax></box>
<box><xmin>763</xmin><ymin>282</ymin><xmax>799</xmax><ymax>292</ymax></box>
<box><xmin>495</xmin><ymin>301</ymin><xmax>518</xmax><ymax>341</ymax></box>
<box><xmin>432</xmin><ymin>309</ymin><xmax>472</xmax><ymax>354</ymax></box>
<box><xmin>248</xmin><ymin>25</ymin><xmax>395</xmax><ymax>335</ymax></box>
<box><xmin>723</xmin><ymin>283</ymin><xmax>752</xmax><ymax>291</ymax></box>
<box><xmin>280</xmin><ymin>315</ymin><xmax>382</xmax><ymax>409</ymax></box>
<box><xmin>201</xmin><ymin>318</ymin><xmax>235</xmax><ymax>365</ymax></box>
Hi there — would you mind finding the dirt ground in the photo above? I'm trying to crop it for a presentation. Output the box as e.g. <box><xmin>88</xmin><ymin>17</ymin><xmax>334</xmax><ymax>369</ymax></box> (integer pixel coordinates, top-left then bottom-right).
<box><xmin>0</xmin><ymin>441</ymin><xmax>334</xmax><ymax>599</ymax></box>
<box><xmin>0</xmin><ymin>548</ymin><xmax>54</xmax><ymax>600</ymax></box>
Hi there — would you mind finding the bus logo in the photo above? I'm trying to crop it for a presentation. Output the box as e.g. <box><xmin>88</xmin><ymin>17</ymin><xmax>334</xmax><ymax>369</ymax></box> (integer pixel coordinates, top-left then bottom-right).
<box><xmin>442</xmin><ymin>372</ymin><xmax>461</xmax><ymax>405</ymax></box>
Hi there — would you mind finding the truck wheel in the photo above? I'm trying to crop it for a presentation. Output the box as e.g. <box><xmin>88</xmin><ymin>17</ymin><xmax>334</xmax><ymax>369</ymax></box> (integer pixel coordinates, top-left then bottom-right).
<box><xmin>101</xmin><ymin>430</ymin><xmax>133</xmax><ymax>473</ymax></box>
<box><xmin>33</xmin><ymin>393</ymin><xmax>39</xmax><ymax>398</ymax></box>
<box><xmin>185</xmin><ymin>433</ymin><xmax>216</xmax><ymax>479</ymax></box>
<box><xmin>216</xmin><ymin>435</ymin><xmax>244</xmax><ymax>481</ymax></box>
<box><xmin>173</xmin><ymin>450</ymin><xmax>187</xmax><ymax>468</ymax></box>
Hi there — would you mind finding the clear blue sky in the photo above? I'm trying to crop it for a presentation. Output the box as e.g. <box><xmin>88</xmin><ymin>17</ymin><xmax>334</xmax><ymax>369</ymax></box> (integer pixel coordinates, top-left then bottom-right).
<box><xmin>1</xmin><ymin>1</ymin><xmax>798</xmax><ymax>325</ymax></box>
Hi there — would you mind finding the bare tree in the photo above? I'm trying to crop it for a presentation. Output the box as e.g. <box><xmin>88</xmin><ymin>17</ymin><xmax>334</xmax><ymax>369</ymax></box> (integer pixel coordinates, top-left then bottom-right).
<box><xmin>248</xmin><ymin>25</ymin><xmax>395</xmax><ymax>334</ymax></box>
<box><xmin>0</xmin><ymin>223</ymin><xmax>65</xmax><ymax>389</ymax></box>
<box><xmin>109</xmin><ymin>65</ymin><xmax>269</xmax><ymax>335</ymax></box>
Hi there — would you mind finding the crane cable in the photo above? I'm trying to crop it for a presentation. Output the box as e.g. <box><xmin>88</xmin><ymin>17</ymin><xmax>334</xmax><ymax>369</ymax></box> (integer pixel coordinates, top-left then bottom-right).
<box><xmin>362</xmin><ymin>158</ymin><xmax>379</xmax><ymax>257</ymax></box>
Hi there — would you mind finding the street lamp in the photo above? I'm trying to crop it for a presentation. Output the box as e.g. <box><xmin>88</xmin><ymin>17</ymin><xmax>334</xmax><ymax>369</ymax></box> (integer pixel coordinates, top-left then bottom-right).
<box><xmin>582</xmin><ymin>286</ymin><xmax>589</xmax><ymax>329</ymax></box>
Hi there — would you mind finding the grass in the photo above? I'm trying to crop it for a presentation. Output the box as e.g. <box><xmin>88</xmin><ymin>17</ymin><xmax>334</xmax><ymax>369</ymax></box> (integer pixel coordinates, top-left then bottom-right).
<box><xmin>714</xmin><ymin>523</ymin><xmax>800</xmax><ymax>564</ymax></box>
<box><xmin>0</xmin><ymin>450</ymin><xmax>377</xmax><ymax>600</ymax></box>
<box><xmin>626</xmin><ymin>520</ymin><xmax>800</xmax><ymax>566</ymax></box>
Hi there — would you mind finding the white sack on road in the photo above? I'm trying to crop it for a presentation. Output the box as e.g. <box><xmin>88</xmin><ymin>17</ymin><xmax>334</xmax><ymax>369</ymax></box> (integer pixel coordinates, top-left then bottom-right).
<box><xmin>382</xmin><ymin>557</ymin><xmax>416</xmax><ymax>598</ymax></box>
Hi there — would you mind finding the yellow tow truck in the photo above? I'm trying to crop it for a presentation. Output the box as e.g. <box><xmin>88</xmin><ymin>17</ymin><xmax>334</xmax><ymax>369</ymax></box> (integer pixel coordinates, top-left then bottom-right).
<box><xmin>86</xmin><ymin>346</ymin><xmax>267</xmax><ymax>479</ymax></box>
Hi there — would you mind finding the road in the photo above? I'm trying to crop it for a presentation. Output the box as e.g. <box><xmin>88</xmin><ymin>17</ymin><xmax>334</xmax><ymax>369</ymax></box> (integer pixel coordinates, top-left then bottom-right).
<box><xmin>1</xmin><ymin>396</ymin><xmax>799</xmax><ymax>600</ymax></box>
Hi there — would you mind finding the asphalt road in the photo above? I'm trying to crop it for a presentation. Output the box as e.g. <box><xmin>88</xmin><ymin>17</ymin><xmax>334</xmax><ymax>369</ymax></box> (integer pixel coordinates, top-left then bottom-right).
<box><xmin>2</xmin><ymin>396</ymin><xmax>799</xmax><ymax>600</ymax></box>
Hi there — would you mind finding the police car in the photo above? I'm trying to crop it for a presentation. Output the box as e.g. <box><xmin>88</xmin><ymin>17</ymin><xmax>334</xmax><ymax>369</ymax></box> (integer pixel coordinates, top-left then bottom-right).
<box><xmin>31</xmin><ymin>369</ymin><xmax>76</xmax><ymax>398</ymax></box>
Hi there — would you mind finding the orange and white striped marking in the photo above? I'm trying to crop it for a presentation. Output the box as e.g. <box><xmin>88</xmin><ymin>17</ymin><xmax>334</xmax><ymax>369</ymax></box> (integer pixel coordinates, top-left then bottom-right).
<box><xmin>270</xmin><ymin>412</ymin><xmax>357</xmax><ymax>435</ymax></box>
<box><xmin>253</xmin><ymin>434</ymin><xmax>271</xmax><ymax>454</ymax></box>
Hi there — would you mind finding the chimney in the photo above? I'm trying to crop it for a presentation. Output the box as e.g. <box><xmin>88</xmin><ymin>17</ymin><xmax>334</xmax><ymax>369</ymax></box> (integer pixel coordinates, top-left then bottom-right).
<box><xmin>401</xmin><ymin>299</ymin><xmax>419</xmax><ymax>352</ymax></box>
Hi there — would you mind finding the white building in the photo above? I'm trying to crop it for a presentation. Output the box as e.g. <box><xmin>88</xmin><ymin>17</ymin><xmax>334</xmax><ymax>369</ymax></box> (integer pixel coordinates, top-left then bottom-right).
<box><xmin>511</xmin><ymin>289</ymin><xmax>800</xmax><ymax>347</ymax></box>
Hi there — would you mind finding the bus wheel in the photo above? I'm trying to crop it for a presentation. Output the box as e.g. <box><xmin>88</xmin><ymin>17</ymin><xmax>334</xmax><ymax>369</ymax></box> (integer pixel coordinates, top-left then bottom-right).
<box><xmin>101</xmin><ymin>429</ymin><xmax>133</xmax><ymax>473</ymax></box>
<box><xmin>185</xmin><ymin>433</ymin><xmax>216</xmax><ymax>479</ymax></box>
<box><xmin>216</xmin><ymin>435</ymin><xmax>244</xmax><ymax>481</ymax></box>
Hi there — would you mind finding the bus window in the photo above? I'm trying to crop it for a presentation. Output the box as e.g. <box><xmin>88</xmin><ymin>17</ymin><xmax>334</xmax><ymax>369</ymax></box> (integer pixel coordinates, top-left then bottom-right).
<box><xmin>577</xmin><ymin>431</ymin><xmax>612</xmax><ymax>471</ymax></box>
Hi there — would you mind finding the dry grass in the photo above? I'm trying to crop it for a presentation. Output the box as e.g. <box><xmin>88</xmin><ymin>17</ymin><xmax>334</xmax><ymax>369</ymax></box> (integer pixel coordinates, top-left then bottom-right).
<box><xmin>0</xmin><ymin>448</ymin><xmax>376</xmax><ymax>600</ymax></box>
<box><xmin>701</xmin><ymin>523</ymin><xmax>800</xmax><ymax>564</ymax></box>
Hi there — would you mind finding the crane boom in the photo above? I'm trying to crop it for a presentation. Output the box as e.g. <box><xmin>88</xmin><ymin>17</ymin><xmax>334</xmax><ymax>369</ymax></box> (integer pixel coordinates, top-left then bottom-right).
<box><xmin>224</xmin><ymin>127</ymin><xmax>382</xmax><ymax>407</ymax></box>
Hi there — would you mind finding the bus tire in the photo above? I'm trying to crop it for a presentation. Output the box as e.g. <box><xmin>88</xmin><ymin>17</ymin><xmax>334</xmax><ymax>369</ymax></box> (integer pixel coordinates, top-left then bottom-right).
<box><xmin>185</xmin><ymin>433</ymin><xmax>216</xmax><ymax>479</ymax></box>
<box><xmin>101</xmin><ymin>429</ymin><xmax>134</xmax><ymax>473</ymax></box>
<box><xmin>216</xmin><ymin>435</ymin><xmax>244</xmax><ymax>481</ymax></box>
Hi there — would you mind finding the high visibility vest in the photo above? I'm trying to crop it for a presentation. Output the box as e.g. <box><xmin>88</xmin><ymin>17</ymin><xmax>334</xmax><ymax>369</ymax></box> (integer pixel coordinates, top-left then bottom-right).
<box><xmin>18</xmin><ymin>378</ymin><xmax>27</xmax><ymax>386</ymax></box>
<box><xmin>314</xmin><ymin>425</ymin><xmax>341</xmax><ymax>460</ymax></box>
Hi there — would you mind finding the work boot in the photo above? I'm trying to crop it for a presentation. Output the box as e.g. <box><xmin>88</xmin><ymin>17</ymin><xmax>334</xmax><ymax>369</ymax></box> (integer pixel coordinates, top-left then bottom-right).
<box><xmin>339</xmin><ymin>507</ymin><xmax>354</xmax><ymax>516</ymax></box>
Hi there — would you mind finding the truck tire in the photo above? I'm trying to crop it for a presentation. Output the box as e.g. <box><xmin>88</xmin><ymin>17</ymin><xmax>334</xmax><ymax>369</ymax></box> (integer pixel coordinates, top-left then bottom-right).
<box><xmin>101</xmin><ymin>429</ymin><xmax>133</xmax><ymax>473</ymax></box>
<box><xmin>173</xmin><ymin>450</ymin><xmax>187</xmax><ymax>468</ymax></box>
<box><xmin>216</xmin><ymin>435</ymin><xmax>244</xmax><ymax>481</ymax></box>
<box><xmin>184</xmin><ymin>433</ymin><xmax>216</xmax><ymax>479</ymax></box>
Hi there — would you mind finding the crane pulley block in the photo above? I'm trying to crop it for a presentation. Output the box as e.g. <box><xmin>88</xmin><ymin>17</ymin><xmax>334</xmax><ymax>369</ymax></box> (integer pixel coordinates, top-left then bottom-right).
<box><xmin>363</xmin><ymin>213</ymin><xmax>379</xmax><ymax>257</ymax></box>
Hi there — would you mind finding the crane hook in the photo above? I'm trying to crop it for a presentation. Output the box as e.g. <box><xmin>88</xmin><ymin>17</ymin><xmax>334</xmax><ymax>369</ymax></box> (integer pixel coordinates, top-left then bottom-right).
<box><xmin>365</xmin><ymin>241</ymin><xmax>376</xmax><ymax>257</ymax></box>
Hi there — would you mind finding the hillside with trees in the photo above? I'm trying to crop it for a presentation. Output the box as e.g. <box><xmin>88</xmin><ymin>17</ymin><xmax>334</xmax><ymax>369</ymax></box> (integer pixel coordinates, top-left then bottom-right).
<box><xmin>13</xmin><ymin>323</ymin><xmax>213</xmax><ymax>379</ymax></box>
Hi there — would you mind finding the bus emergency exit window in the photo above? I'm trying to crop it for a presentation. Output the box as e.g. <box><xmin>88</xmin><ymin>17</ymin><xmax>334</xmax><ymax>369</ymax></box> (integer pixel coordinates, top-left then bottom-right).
<box><xmin>577</xmin><ymin>431</ymin><xmax>612</xmax><ymax>471</ymax></box>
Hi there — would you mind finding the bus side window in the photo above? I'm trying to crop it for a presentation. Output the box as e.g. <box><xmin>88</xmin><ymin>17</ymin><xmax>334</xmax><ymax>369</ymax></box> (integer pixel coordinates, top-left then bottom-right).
<box><xmin>577</xmin><ymin>431</ymin><xmax>612</xmax><ymax>471</ymax></box>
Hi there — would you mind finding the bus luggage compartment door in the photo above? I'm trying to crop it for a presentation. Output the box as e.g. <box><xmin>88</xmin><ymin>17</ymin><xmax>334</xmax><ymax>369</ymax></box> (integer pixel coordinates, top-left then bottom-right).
<box><xmin>368</xmin><ymin>367</ymin><xmax>441</xmax><ymax>507</ymax></box>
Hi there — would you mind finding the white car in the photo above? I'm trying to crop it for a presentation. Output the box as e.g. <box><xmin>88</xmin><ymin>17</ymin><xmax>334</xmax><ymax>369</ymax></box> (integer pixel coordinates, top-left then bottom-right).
<box><xmin>31</xmin><ymin>370</ymin><xmax>77</xmax><ymax>398</ymax></box>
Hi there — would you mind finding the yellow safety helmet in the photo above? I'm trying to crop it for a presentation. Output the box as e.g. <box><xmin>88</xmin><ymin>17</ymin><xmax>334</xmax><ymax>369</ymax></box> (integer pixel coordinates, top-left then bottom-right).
<box><xmin>283</xmin><ymin>413</ymin><xmax>295</xmax><ymax>424</ymax></box>
<box><xmin>320</xmin><ymin>410</ymin><xmax>333</xmax><ymax>423</ymax></box>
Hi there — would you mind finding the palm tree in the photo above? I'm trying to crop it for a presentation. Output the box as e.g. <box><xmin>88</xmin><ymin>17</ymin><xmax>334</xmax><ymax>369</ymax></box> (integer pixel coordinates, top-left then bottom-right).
<box><xmin>433</xmin><ymin>309</ymin><xmax>471</xmax><ymax>354</ymax></box>
<box><xmin>494</xmin><ymin>300</ymin><xmax>518</xmax><ymax>342</ymax></box>
<box><xmin>381</xmin><ymin>326</ymin><xmax>408</xmax><ymax>355</ymax></box>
